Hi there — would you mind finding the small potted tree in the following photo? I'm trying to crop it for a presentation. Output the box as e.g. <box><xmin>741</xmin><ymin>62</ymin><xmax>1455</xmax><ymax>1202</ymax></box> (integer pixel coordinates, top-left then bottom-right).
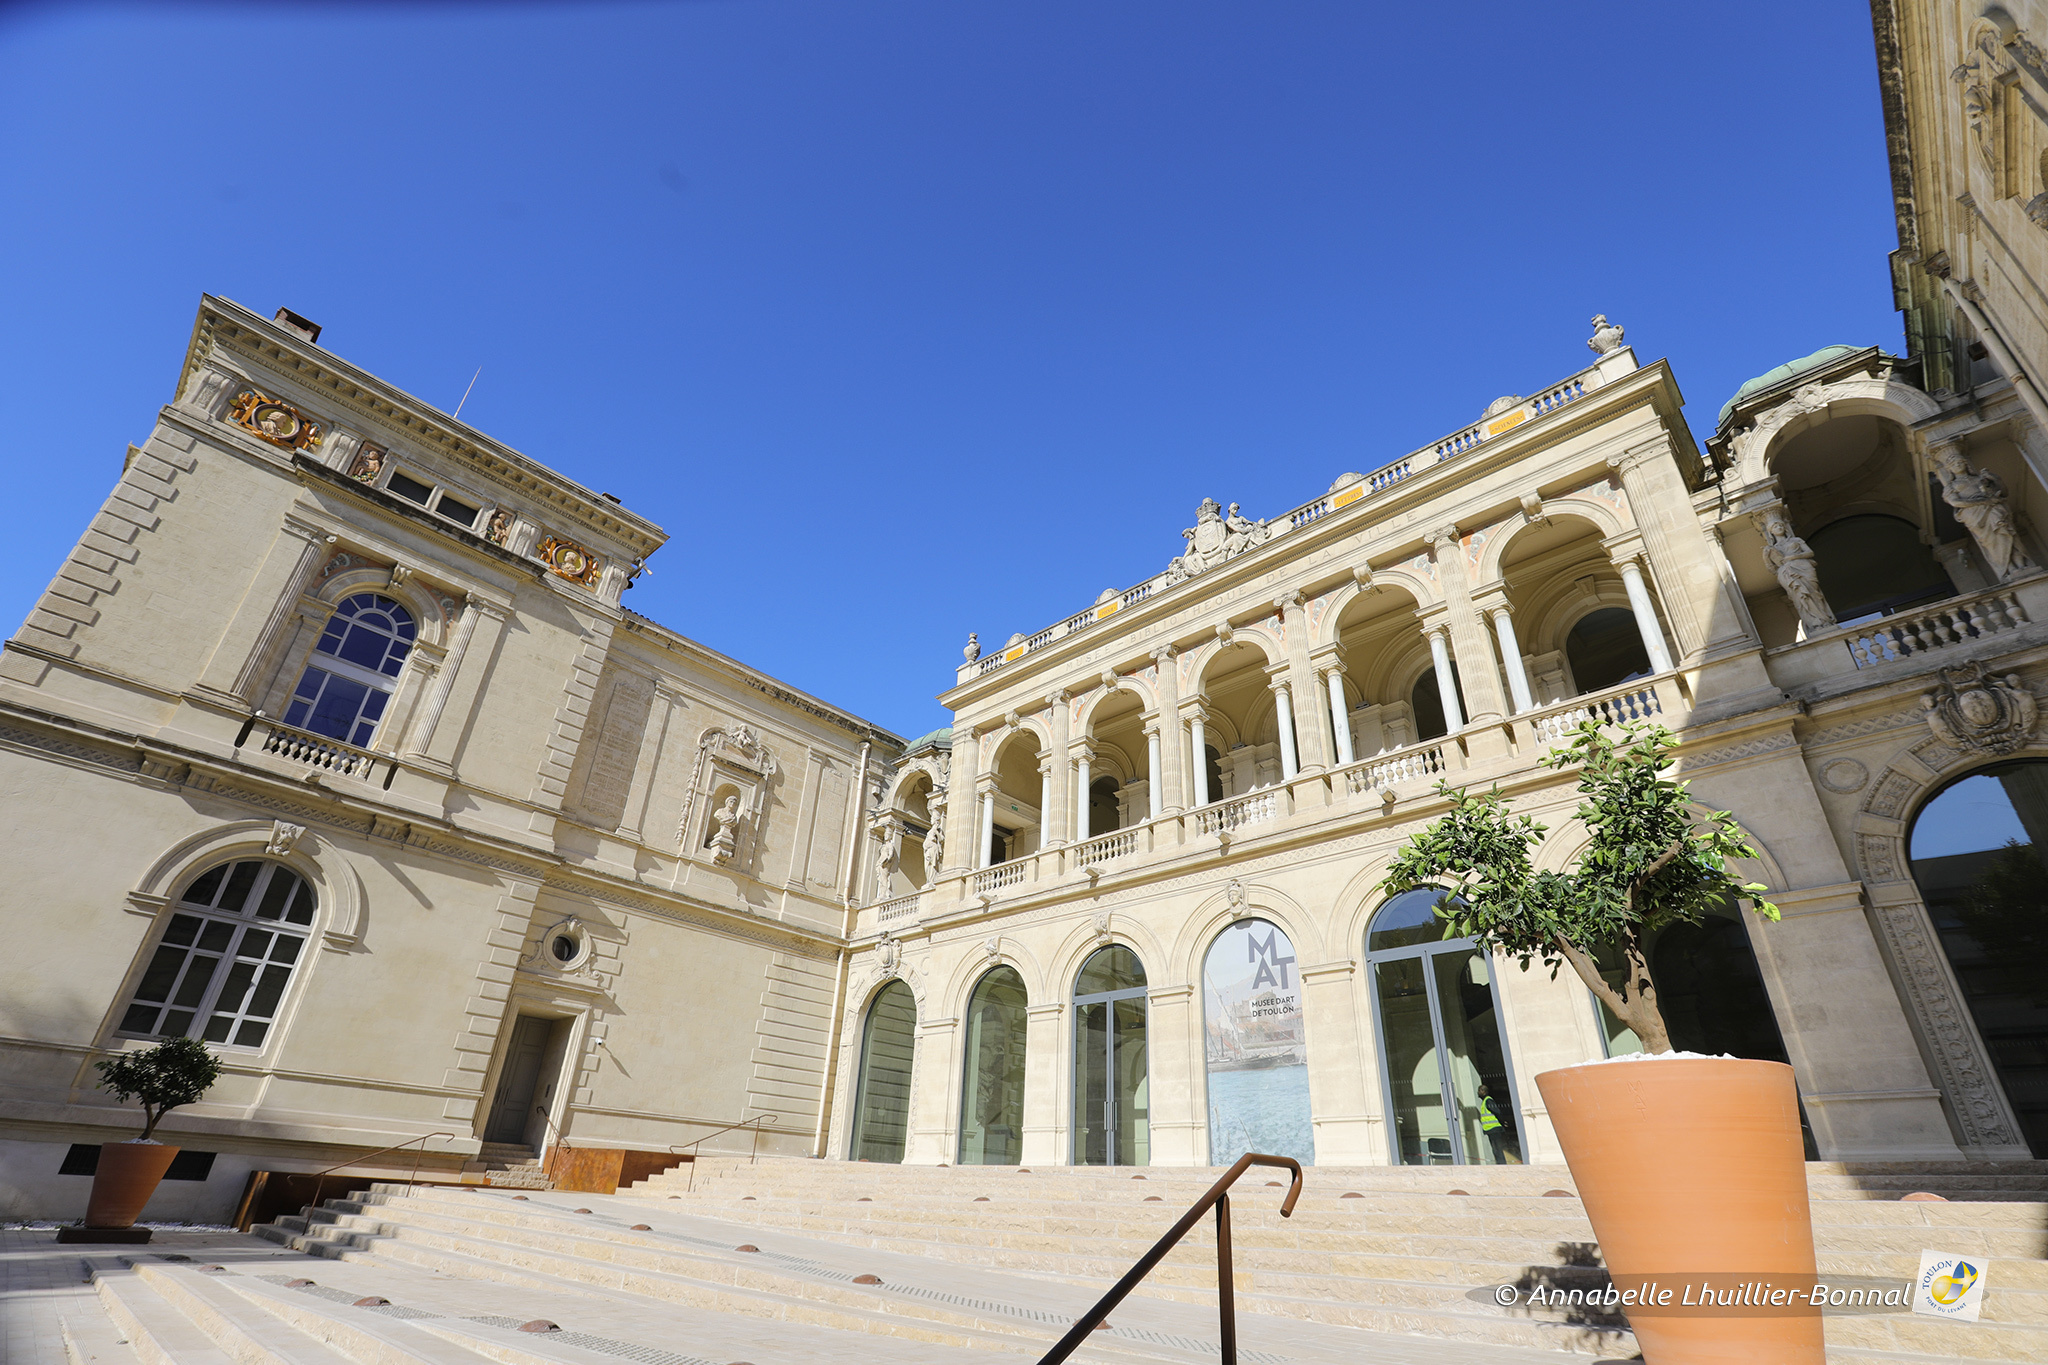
<box><xmin>1382</xmin><ymin>721</ymin><xmax>1820</xmax><ymax>1364</ymax></box>
<box><xmin>66</xmin><ymin>1036</ymin><xmax>223</xmax><ymax>1242</ymax></box>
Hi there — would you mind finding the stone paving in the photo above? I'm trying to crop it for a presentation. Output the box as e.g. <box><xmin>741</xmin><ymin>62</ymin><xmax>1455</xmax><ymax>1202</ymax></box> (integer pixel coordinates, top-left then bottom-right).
<box><xmin>3</xmin><ymin>1216</ymin><xmax>1639</xmax><ymax>1365</ymax></box>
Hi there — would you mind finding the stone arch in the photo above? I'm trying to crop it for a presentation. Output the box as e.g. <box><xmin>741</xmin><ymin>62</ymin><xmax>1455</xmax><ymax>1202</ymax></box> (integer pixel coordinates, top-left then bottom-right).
<box><xmin>978</xmin><ymin>717</ymin><xmax>1051</xmax><ymax>778</ymax></box>
<box><xmin>1476</xmin><ymin>506</ymin><xmax>1627</xmax><ymax>587</ymax></box>
<box><xmin>1047</xmin><ymin>916</ymin><xmax>1172</xmax><ymax>999</ymax></box>
<box><xmin>1316</xmin><ymin>566</ymin><xmax>1437</xmax><ymax>649</ymax></box>
<box><xmin>1168</xmin><ymin>879</ymin><xmax>1324</xmax><ymax>975</ymax></box>
<box><xmin>937</xmin><ymin>934</ymin><xmax>1045</xmax><ymax>1016</ymax></box>
<box><xmin>130</xmin><ymin>819</ymin><xmax>366</xmax><ymax>950</ymax></box>
<box><xmin>1734</xmin><ymin>374</ymin><xmax>1941</xmax><ymax>490</ymax></box>
<box><xmin>311</xmin><ymin>567</ymin><xmax>452</xmax><ymax>647</ymax></box>
<box><xmin>1076</xmin><ymin>680</ymin><xmax>1153</xmax><ymax>734</ymax></box>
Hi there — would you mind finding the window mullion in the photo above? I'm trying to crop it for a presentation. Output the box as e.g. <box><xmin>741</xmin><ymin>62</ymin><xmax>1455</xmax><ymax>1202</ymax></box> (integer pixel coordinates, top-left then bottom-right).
<box><xmin>188</xmin><ymin>917</ymin><xmax>252</xmax><ymax>1037</ymax></box>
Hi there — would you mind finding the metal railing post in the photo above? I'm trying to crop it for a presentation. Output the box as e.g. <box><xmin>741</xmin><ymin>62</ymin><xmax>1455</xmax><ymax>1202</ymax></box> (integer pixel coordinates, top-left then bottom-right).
<box><xmin>1216</xmin><ymin>1192</ymin><xmax>1236</xmax><ymax>1364</ymax></box>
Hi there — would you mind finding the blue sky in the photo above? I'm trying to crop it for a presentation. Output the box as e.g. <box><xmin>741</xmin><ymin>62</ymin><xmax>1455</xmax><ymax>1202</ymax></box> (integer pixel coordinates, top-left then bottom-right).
<box><xmin>0</xmin><ymin>1</ymin><xmax>1899</xmax><ymax>740</ymax></box>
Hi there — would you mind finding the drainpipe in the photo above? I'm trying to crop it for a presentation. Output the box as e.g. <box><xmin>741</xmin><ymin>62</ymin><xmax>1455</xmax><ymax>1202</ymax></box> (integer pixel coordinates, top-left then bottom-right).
<box><xmin>814</xmin><ymin>738</ymin><xmax>871</xmax><ymax>1158</ymax></box>
<box><xmin>1942</xmin><ymin>280</ymin><xmax>2048</xmax><ymax>485</ymax></box>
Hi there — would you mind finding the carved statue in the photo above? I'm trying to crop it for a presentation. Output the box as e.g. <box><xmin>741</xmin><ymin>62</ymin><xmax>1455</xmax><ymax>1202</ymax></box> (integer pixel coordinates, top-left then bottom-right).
<box><xmin>923</xmin><ymin>798</ymin><xmax>947</xmax><ymax>881</ymax></box>
<box><xmin>963</xmin><ymin>632</ymin><xmax>981</xmax><ymax>663</ymax></box>
<box><xmin>1587</xmin><ymin>314</ymin><xmax>1626</xmax><ymax>356</ymax></box>
<box><xmin>1758</xmin><ymin>511</ymin><xmax>1838</xmax><ymax>634</ymax></box>
<box><xmin>266</xmin><ymin>821</ymin><xmax>306</xmax><ymax>857</ymax></box>
<box><xmin>1924</xmin><ymin>662</ymin><xmax>2039</xmax><ymax>755</ymax></box>
<box><xmin>708</xmin><ymin>794</ymin><xmax>743</xmax><ymax>865</ymax></box>
<box><xmin>1169</xmin><ymin>497</ymin><xmax>1270</xmax><ymax>581</ymax></box>
<box><xmin>485</xmin><ymin>510</ymin><xmax>512</xmax><ymax>545</ymax></box>
<box><xmin>877</xmin><ymin>817</ymin><xmax>902</xmax><ymax>874</ymax></box>
<box><xmin>349</xmin><ymin>446</ymin><xmax>385</xmax><ymax>483</ymax></box>
<box><xmin>1934</xmin><ymin>445</ymin><xmax>2035</xmax><ymax>579</ymax></box>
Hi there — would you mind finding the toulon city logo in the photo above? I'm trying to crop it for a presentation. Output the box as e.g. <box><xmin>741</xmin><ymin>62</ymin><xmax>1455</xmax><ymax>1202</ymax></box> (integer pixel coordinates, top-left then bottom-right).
<box><xmin>1247</xmin><ymin>926</ymin><xmax>1296</xmax><ymax>991</ymax></box>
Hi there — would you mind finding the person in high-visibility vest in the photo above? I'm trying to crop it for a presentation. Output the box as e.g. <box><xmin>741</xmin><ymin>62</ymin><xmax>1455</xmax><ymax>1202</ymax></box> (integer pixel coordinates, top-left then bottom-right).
<box><xmin>1476</xmin><ymin>1082</ymin><xmax>1513</xmax><ymax>1164</ymax></box>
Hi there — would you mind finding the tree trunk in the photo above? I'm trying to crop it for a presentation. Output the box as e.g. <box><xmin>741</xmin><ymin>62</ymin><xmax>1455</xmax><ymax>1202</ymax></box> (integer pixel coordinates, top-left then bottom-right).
<box><xmin>1552</xmin><ymin>932</ymin><xmax>1672</xmax><ymax>1054</ymax></box>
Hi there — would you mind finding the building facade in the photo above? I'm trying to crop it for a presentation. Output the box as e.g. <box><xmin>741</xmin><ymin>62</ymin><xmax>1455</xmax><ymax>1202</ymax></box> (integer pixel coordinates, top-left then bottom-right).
<box><xmin>0</xmin><ymin>299</ymin><xmax>899</xmax><ymax>1220</ymax></box>
<box><xmin>11</xmin><ymin>4</ymin><xmax>2048</xmax><ymax>1223</ymax></box>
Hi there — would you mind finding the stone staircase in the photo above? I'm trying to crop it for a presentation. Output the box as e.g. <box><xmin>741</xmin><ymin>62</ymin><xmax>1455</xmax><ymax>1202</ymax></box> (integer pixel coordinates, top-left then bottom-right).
<box><xmin>470</xmin><ymin>1142</ymin><xmax>552</xmax><ymax>1190</ymax></box>
<box><xmin>47</xmin><ymin>1157</ymin><xmax>2048</xmax><ymax>1365</ymax></box>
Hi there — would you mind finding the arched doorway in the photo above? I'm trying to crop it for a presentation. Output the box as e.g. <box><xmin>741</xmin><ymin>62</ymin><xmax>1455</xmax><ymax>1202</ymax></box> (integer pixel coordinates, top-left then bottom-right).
<box><xmin>848</xmin><ymin>981</ymin><xmax>915</xmax><ymax>1162</ymax></box>
<box><xmin>1202</xmin><ymin>918</ymin><xmax>1313</xmax><ymax>1166</ymax></box>
<box><xmin>1564</xmin><ymin>607</ymin><xmax>1651</xmax><ymax>694</ymax></box>
<box><xmin>959</xmin><ymin>966</ymin><xmax>1028</xmax><ymax>1165</ymax></box>
<box><xmin>1909</xmin><ymin>760</ymin><xmax>2048</xmax><ymax>1156</ymax></box>
<box><xmin>1366</xmin><ymin>889</ymin><xmax>1520</xmax><ymax>1165</ymax></box>
<box><xmin>1073</xmin><ymin>945</ymin><xmax>1149</xmax><ymax>1165</ymax></box>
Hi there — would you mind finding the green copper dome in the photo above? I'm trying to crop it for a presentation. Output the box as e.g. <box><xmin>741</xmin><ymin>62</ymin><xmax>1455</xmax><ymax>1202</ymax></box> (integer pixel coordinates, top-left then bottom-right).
<box><xmin>904</xmin><ymin>726</ymin><xmax>952</xmax><ymax>753</ymax></box>
<box><xmin>1717</xmin><ymin>344</ymin><xmax>1864</xmax><ymax>429</ymax></box>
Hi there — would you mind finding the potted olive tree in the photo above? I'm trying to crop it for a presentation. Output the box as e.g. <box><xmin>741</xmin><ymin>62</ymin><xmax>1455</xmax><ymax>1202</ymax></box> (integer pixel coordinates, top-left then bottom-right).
<box><xmin>67</xmin><ymin>1036</ymin><xmax>223</xmax><ymax>1241</ymax></box>
<box><xmin>1382</xmin><ymin>721</ymin><xmax>1820</xmax><ymax>1364</ymax></box>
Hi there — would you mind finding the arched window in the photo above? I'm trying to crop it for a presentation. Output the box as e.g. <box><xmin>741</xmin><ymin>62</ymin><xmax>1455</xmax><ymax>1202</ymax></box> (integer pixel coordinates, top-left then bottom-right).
<box><xmin>284</xmin><ymin>594</ymin><xmax>417</xmax><ymax>747</ymax></box>
<box><xmin>1564</xmin><ymin>607</ymin><xmax>1651</xmax><ymax>695</ymax></box>
<box><xmin>1087</xmin><ymin>776</ymin><xmax>1122</xmax><ymax>838</ymax></box>
<box><xmin>848</xmin><ymin>980</ymin><xmax>916</xmax><ymax>1162</ymax></box>
<box><xmin>1365</xmin><ymin>888</ymin><xmax>1520</xmax><ymax>1166</ymax></box>
<box><xmin>1808</xmin><ymin>514</ymin><xmax>1952</xmax><ymax>624</ymax></box>
<box><xmin>1909</xmin><ymin>760</ymin><xmax>2048</xmax><ymax>1156</ymax></box>
<box><xmin>1074</xmin><ymin>945</ymin><xmax>1149</xmax><ymax>1165</ymax></box>
<box><xmin>959</xmin><ymin>966</ymin><xmax>1028</xmax><ymax>1165</ymax></box>
<box><xmin>118</xmin><ymin>860</ymin><xmax>317</xmax><ymax>1049</ymax></box>
<box><xmin>1202</xmin><ymin>918</ymin><xmax>1313</xmax><ymax>1166</ymax></box>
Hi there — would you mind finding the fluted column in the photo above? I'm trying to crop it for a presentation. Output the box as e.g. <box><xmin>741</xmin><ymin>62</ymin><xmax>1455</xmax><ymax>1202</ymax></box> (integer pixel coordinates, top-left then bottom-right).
<box><xmin>1427</xmin><ymin>525</ymin><xmax>1506</xmax><ymax>731</ymax></box>
<box><xmin>1151</xmin><ymin>646</ymin><xmax>1184</xmax><ymax>813</ymax></box>
<box><xmin>1145</xmin><ymin>722</ymin><xmax>1163</xmax><ymax>819</ymax></box>
<box><xmin>1043</xmin><ymin>689</ymin><xmax>1070</xmax><ymax>848</ymax></box>
<box><xmin>1487</xmin><ymin>604</ymin><xmax>1535</xmax><ymax>714</ymax></box>
<box><xmin>1615</xmin><ymin>556</ymin><xmax>1676</xmax><ymax>674</ymax></box>
<box><xmin>1188</xmin><ymin>705</ymin><xmax>1211</xmax><ymax>807</ymax></box>
<box><xmin>1323</xmin><ymin>662</ymin><xmax>1355</xmax><ymax>766</ymax></box>
<box><xmin>1608</xmin><ymin>442</ymin><xmax>1746</xmax><ymax>657</ymax></box>
<box><xmin>1427</xmin><ymin>624</ymin><xmax>1464</xmax><ymax>731</ymax></box>
<box><xmin>1270</xmin><ymin>676</ymin><xmax>1300</xmax><ymax>779</ymax></box>
<box><xmin>1274</xmin><ymin>592</ymin><xmax>1330</xmax><ymax>772</ymax></box>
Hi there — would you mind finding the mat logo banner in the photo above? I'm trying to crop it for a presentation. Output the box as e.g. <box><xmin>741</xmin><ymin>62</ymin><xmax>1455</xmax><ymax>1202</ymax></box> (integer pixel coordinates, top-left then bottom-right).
<box><xmin>1913</xmin><ymin>1250</ymin><xmax>1986</xmax><ymax>1322</ymax></box>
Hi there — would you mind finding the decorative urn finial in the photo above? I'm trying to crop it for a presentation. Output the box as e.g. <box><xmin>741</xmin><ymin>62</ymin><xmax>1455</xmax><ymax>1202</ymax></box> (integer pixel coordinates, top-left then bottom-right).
<box><xmin>1588</xmin><ymin>314</ymin><xmax>1626</xmax><ymax>355</ymax></box>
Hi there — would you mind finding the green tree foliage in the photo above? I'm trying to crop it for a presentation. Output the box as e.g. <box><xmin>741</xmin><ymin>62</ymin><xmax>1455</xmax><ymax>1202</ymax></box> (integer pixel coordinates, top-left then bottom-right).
<box><xmin>92</xmin><ymin>1036</ymin><xmax>224</xmax><ymax>1140</ymax></box>
<box><xmin>1380</xmin><ymin>722</ymin><xmax>1778</xmax><ymax>1053</ymax></box>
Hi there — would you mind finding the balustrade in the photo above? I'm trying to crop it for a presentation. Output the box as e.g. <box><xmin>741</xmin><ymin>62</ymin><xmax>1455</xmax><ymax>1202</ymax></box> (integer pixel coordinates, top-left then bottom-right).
<box><xmin>1530</xmin><ymin>377</ymin><xmax>1587</xmax><ymax>414</ymax></box>
<box><xmin>1845</xmin><ymin>588</ymin><xmax>2029</xmax><ymax>667</ymax></box>
<box><xmin>1191</xmin><ymin>789</ymin><xmax>1278</xmax><ymax>836</ymax></box>
<box><xmin>1341</xmin><ymin>742</ymin><xmax>1447</xmax><ymax>795</ymax></box>
<box><xmin>1368</xmin><ymin>459</ymin><xmax>1411</xmax><ymax>492</ymax></box>
<box><xmin>1074</xmin><ymin>828</ymin><xmax>1140</xmax><ymax>866</ymax></box>
<box><xmin>972</xmin><ymin>860</ymin><xmax>1028</xmax><ymax>894</ymax></box>
<box><xmin>1527</xmin><ymin>677</ymin><xmax>1666</xmax><ymax>744</ymax></box>
<box><xmin>875</xmin><ymin>893</ymin><xmax>920</xmax><ymax>922</ymax></box>
<box><xmin>1289</xmin><ymin>498</ymin><xmax>1331</xmax><ymax>530</ymax></box>
<box><xmin>260</xmin><ymin>720</ymin><xmax>376</xmax><ymax>777</ymax></box>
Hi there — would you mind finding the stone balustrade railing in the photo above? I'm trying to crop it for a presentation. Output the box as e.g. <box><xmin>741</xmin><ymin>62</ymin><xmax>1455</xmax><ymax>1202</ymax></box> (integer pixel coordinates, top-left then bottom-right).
<box><xmin>1525</xmin><ymin>675</ymin><xmax>1671</xmax><ymax>745</ymax></box>
<box><xmin>960</xmin><ymin>357</ymin><xmax>1602</xmax><ymax>684</ymax></box>
<box><xmin>875</xmin><ymin>893</ymin><xmax>920</xmax><ymax>922</ymax></box>
<box><xmin>972</xmin><ymin>860</ymin><xmax>1028</xmax><ymax>895</ymax></box>
<box><xmin>1074</xmin><ymin>828</ymin><xmax>1141</xmax><ymax>866</ymax></box>
<box><xmin>260</xmin><ymin>720</ymin><xmax>377</xmax><ymax>778</ymax></box>
<box><xmin>1191</xmin><ymin>789</ymin><xmax>1280</xmax><ymax>836</ymax></box>
<box><xmin>1845</xmin><ymin>587</ymin><xmax>2030</xmax><ymax>668</ymax></box>
<box><xmin>1340</xmin><ymin>741</ymin><xmax>1449</xmax><ymax>795</ymax></box>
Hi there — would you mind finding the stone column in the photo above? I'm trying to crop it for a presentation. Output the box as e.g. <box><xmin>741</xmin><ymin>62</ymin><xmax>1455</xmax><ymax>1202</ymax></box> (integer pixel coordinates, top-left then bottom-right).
<box><xmin>202</xmin><ymin>520</ymin><xmax>333</xmax><ymax>706</ymax></box>
<box><xmin>1487</xmin><ymin>604</ymin><xmax>1536</xmax><ymax>714</ymax></box>
<box><xmin>1145</xmin><ymin>983</ymin><xmax>1201</xmax><ymax>1165</ymax></box>
<box><xmin>1428</xmin><ymin>526</ymin><xmax>1507</xmax><ymax>738</ymax></box>
<box><xmin>1188</xmin><ymin>706</ymin><xmax>1211</xmax><ymax>807</ymax></box>
<box><xmin>1043</xmin><ymin>689</ymin><xmax>1070</xmax><ymax>848</ymax></box>
<box><xmin>1151</xmin><ymin>646</ymin><xmax>1184</xmax><ymax>813</ymax></box>
<box><xmin>1073</xmin><ymin>742</ymin><xmax>1093</xmax><ymax>841</ymax></box>
<box><xmin>1270</xmin><ymin>674</ymin><xmax>1301</xmax><ymax>779</ymax></box>
<box><xmin>979</xmin><ymin>785</ymin><xmax>996</xmax><ymax>870</ymax></box>
<box><xmin>940</xmin><ymin>728</ymin><xmax>981</xmax><ymax>877</ymax></box>
<box><xmin>1300</xmin><ymin>959</ymin><xmax>1381</xmax><ymax>1165</ymax></box>
<box><xmin>1608</xmin><ymin>442</ymin><xmax>1750</xmax><ymax>658</ymax></box>
<box><xmin>1426</xmin><ymin>624</ymin><xmax>1464</xmax><ymax>731</ymax></box>
<box><xmin>1274</xmin><ymin>592</ymin><xmax>1330</xmax><ymax>772</ymax></box>
<box><xmin>909</xmin><ymin>1013</ymin><xmax>960</xmax><ymax>1165</ymax></box>
<box><xmin>1145</xmin><ymin>722</ymin><xmax>1164</xmax><ymax>819</ymax></box>
<box><xmin>1323</xmin><ymin>661</ymin><xmax>1355</xmax><ymax>766</ymax></box>
<box><xmin>407</xmin><ymin>595</ymin><xmax>494</xmax><ymax>757</ymax></box>
<box><xmin>1615</xmin><ymin>555</ymin><xmax>1677</xmax><ymax>674</ymax></box>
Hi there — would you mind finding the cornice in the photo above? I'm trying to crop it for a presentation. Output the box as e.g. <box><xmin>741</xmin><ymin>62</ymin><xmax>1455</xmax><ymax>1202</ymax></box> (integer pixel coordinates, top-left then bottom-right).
<box><xmin>186</xmin><ymin>296</ymin><xmax>667</xmax><ymax>559</ymax></box>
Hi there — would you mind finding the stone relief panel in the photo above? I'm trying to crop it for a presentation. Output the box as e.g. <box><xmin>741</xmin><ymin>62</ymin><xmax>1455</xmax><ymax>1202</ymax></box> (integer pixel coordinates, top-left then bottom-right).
<box><xmin>226</xmin><ymin>387</ymin><xmax>325</xmax><ymax>453</ymax></box>
<box><xmin>566</xmin><ymin>667</ymin><xmax>657</xmax><ymax>831</ymax></box>
<box><xmin>678</xmin><ymin>724</ymin><xmax>780</xmax><ymax>874</ymax></box>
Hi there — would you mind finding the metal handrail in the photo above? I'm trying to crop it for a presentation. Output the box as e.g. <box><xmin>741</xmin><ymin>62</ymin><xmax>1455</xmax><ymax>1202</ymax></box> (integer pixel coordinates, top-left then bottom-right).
<box><xmin>668</xmin><ymin>1113</ymin><xmax>778</xmax><ymax>1193</ymax></box>
<box><xmin>1036</xmin><ymin>1153</ymin><xmax>1302</xmax><ymax>1365</ymax></box>
<box><xmin>312</xmin><ymin>1131</ymin><xmax>456</xmax><ymax>1185</ymax></box>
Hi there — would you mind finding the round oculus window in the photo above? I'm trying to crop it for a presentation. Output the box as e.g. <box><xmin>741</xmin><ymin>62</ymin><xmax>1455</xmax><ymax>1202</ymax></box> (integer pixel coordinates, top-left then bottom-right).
<box><xmin>551</xmin><ymin>935</ymin><xmax>578</xmax><ymax>962</ymax></box>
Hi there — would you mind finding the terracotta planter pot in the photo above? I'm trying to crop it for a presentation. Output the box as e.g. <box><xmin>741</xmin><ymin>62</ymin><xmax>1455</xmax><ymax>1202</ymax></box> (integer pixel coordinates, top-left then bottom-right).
<box><xmin>1536</xmin><ymin>1057</ymin><xmax>1820</xmax><ymax>1365</ymax></box>
<box><xmin>84</xmin><ymin>1142</ymin><xmax>179</xmax><ymax>1229</ymax></box>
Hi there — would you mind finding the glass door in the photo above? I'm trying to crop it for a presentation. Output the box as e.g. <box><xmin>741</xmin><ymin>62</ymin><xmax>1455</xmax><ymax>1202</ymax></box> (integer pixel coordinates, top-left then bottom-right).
<box><xmin>1367</xmin><ymin>890</ymin><xmax>1521</xmax><ymax>1166</ymax></box>
<box><xmin>1072</xmin><ymin>946</ymin><xmax>1149</xmax><ymax>1165</ymax></box>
